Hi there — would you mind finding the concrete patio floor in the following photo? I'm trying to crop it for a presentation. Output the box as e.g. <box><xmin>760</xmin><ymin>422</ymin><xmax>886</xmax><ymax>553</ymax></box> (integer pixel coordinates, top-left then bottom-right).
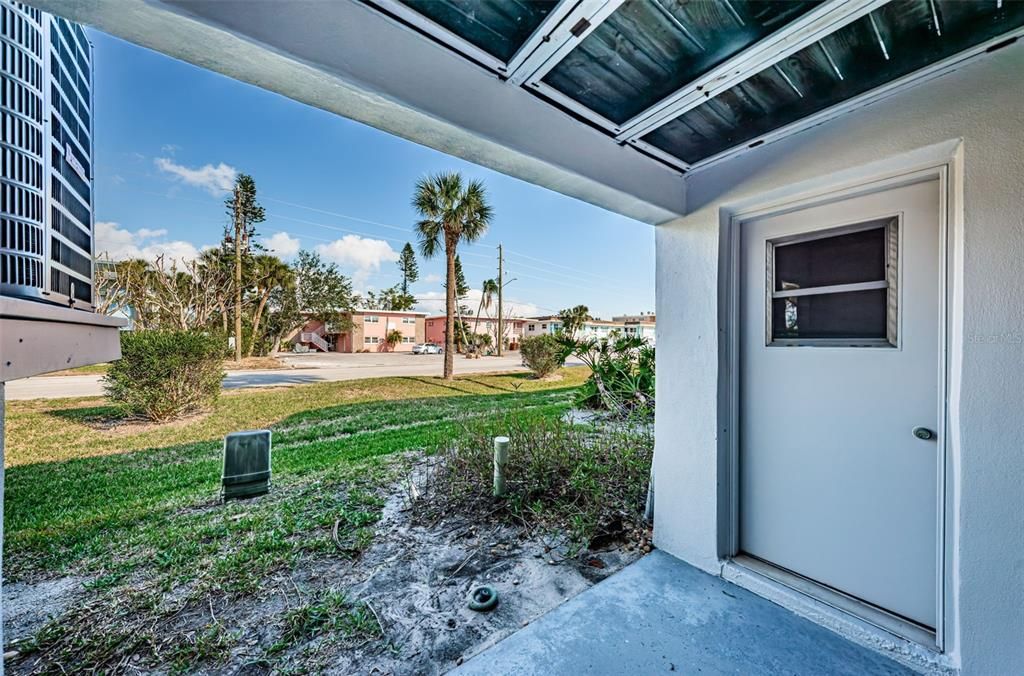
<box><xmin>451</xmin><ymin>550</ymin><xmax>915</xmax><ymax>676</ymax></box>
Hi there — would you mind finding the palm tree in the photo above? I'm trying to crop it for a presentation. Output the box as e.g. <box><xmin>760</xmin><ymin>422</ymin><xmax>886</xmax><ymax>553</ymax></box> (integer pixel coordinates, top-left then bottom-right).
<box><xmin>413</xmin><ymin>172</ymin><xmax>493</xmax><ymax>379</ymax></box>
<box><xmin>385</xmin><ymin>328</ymin><xmax>403</xmax><ymax>352</ymax></box>
<box><xmin>247</xmin><ymin>255</ymin><xmax>295</xmax><ymax>357</ymax></box>
<box><xmin>473</xmin><ymin>278</ymin><xmax>499</xmax><ymax>352</ymax></box>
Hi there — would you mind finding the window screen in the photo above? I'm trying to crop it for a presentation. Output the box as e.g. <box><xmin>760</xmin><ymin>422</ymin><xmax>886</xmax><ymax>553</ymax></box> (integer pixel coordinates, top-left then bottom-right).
<box><xmin>643</xmin><ymin>0</ymin><xmax>1024</xmax><ymax>164</ymax></box>
<box><xmin>397</xmin><ymin>0</ymin><xmax>559</xmax><ymax>63</ymax></box>
<box><xmin>542</xmin><ymin>0</ymin><xmax>821</xmax><ymax>125</ymax></box>
<box><xmin>768</xmin><ymin>219</ymin><xmax>898</xmax><ymax>346</ymax></box>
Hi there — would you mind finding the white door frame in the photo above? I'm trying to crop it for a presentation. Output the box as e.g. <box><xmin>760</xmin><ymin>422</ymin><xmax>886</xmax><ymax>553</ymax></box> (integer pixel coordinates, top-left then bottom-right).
<box><xmin>715</xmin><ymin>140</ymin><xmax>962</xmax><ymax>654</ymax></box>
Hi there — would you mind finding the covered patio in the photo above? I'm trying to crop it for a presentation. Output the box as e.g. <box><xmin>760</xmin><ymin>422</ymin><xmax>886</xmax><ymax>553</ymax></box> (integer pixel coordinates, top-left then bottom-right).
<box><xmin>21</xmin><ymin>1</ymin><xmax>1024</xmax><ymax>673</ymax></box>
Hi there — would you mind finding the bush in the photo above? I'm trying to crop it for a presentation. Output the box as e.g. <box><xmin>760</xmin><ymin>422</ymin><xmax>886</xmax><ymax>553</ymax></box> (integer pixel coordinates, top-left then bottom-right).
<box><xmin>519</xmin><ymin>335</ymin><xmax>565</xmax><ymax>378</ymax></box>
<box><xmin>104</xmin><ymin>330</ymin><xmax>225</xmax><ymax>421</ymax></box>
<box><xmin>420</xmin><ymin>414</ymin><xmax>653</xmax><ymax>552</ymax></box>
<box><xmin>561</xmin><ymin>335</ymin><xmax>655</xmax><ymax>417</ymax></box>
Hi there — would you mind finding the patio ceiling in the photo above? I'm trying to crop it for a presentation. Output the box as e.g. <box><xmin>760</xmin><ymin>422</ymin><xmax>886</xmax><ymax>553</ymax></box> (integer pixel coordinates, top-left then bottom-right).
<box><xmin>371</xmin><ymin>0</ymin><xmax>1024</xmax><ymax>171</ymax></box>
<box><xmin>27</xmin><ymin>0</ymin><xmax>1024</xmax><ymax>225</ymax></box>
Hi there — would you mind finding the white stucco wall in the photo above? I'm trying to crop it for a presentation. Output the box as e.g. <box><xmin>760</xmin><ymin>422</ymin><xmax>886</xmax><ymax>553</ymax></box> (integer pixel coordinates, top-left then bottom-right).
<box><xmin>655</xmin><ymin>42</ymin><xmax>1024</xmax><ymax>675</ymax></box>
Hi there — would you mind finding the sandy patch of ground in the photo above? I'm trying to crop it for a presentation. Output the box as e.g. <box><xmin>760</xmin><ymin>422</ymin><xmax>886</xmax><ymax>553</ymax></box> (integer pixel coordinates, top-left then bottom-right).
<box><xmin>3</xmin><ymin>576</ymin><xmax>92</xmax><ymax>647</ymax></box>
<box><xmin>4</xmin><ymin>467</ymin><xmax>645</xmax><ymax>674</ymax></box>
<box><xmin>223</xmin><ymin>357</ymin><xmax>288</xmax><ymax>371</ymax></box>
<box><xmin>194</xmin><ymin>475</ymin><xmax>644</xmax><ymax>675</ymax></box>
<box><xmin>287</xmin><ymin>487</ymin><xmax>642</xmax><ymax>674</ymax></box>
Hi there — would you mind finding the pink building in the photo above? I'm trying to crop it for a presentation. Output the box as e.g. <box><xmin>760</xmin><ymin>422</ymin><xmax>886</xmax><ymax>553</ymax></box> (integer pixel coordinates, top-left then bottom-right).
<box><xmin>291</xmin><ymin>310</ymin><xmax>427</xmax><ymax>353</ymax></box>
<box><xmin>424</xmin><ymin>314</ymin><xmax>526</xmax><ymax>350</ymax></box>
<box><xmin>424</xmin><ymin>315</ymin><xmax>446</xmax><ymax>346</ymax></box>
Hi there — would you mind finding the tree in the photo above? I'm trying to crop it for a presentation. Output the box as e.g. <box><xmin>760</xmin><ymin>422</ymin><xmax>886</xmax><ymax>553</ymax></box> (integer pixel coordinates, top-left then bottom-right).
<box><xmin>558</xmin><ymin>304</ymin><xmax>592</xmax><ymax>340</ymax></box>
<box><xmin>225</xmin><ymin>174</ymin><xmax>265</xmax><ymax>362</ymax></box>
<box><xmin>413</xmin><ymin>172</ymin><xmax>493</xmax><ymax>379</ymax></box>
<box><xmin>293</xmin><ymin>250</ymin><xmax>355</xmax><ymax>329</ymax></box>
<box><xmin>95</xmin><ymin>254</ymin><xmax>230</xmax><ymax>332</ymax></box>
<box><xmin>385</xmin><ymin>329</ymin><xmax>403</xmax><ymax>352</ymax></box>
<box><xmin>398</xmin><ymin>242</ymin><xmax>419</xmax><ymax>294</ymax></box>
<box><xmin>95</xmin><ymin>257</ymin><xmax>154</xmax><ymax>328</ymax></box>
<box><xmin>450</xmin><ymin>255</ymin><xmax>470</xmax><ymax>299</ymax></box>
<box><xmin>360</xmin><ymin>284</ymin><xmax>415</xmax><ymax>311</ymax></box>
<box><xmin>246</xmin><ymin>255</ymin><xmax>294</xmax><ymax>357</ymax></box>
<box><xmin>473</xmin><ymin>278</ymin><xmax>499</xmax><ymax>344</ymax></box>
<box><xmin>196</xmin><ymin>248</ymin><xmax>234</xmax><ymax>333</ymax></box>
<box><xmin>445</xmin><ymin>255</ymin><xmax>472</xmax><ymax>353</ymax></box>
<box><xmin>264</xmin><ymin>282</ymin><xmax>303</xmax><ymax>354</ymax></box>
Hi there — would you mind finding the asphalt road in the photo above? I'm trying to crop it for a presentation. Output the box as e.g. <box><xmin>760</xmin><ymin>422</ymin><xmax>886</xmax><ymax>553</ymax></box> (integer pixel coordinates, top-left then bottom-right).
<box><xmin>3</xmin><ymin>352</ymin><xmax>532</xmax><ymax>401</ymax></box>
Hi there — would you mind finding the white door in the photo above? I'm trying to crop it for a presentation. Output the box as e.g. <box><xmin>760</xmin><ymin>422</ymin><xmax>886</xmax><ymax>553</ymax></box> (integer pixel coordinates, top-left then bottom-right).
<box><xmin>739</xmin><ymin>178</ymin><xmax>940</xmax><ymax>629</ymax></box>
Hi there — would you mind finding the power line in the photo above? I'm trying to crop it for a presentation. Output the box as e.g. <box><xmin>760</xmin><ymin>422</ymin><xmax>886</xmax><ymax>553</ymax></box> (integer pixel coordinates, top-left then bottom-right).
<box><xmin>262</xmin><ymin>196</ymin><xmax>416</xmax><ymax>234</ymax></box>
<box><xmin>502</xmin><ymin>246</ymin><xmax>611</xmax><ymax>282</ymax></box>
<box><xmin>134</xmin><ymin>189</ymin><xmax>635</xmax><ymax>299</ymax></box>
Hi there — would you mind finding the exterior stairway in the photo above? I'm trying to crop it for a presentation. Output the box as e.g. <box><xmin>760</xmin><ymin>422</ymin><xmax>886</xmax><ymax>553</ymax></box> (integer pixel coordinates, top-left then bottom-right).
<box><xmin>300</xmin><ymin>331</ymin><xmax>330</xmax><ymax>352</ymax></box>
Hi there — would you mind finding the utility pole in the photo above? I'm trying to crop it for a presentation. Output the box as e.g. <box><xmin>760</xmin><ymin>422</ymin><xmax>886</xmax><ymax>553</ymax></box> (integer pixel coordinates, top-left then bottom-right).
<box><xmin>232</xmin><ymin>189</ymin><xmax>243</xmax><ymax>363</ymax></box>
<box><xmin>497</xmin><ymin>243</ymin><xmax>504</xmax><ymax>356</ymax></box>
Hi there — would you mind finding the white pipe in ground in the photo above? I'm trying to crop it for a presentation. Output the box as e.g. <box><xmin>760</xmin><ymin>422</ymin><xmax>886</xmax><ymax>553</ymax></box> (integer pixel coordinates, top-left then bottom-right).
<box><xmin>493</xmin><ymin>436</ymin><xmax>509</xmax><ymax>497</ymax></box>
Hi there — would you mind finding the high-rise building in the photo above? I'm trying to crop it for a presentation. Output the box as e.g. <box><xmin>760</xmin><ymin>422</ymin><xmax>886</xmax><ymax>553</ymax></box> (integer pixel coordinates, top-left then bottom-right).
<box><xmin>1</xmin><ymin>0</ymin><xmax>93</xmax><ymax>309</ymax></box>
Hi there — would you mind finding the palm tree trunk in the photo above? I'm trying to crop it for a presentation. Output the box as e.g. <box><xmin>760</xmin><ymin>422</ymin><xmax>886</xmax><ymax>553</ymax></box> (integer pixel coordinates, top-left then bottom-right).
<box><xmin>444</xmin><ymin>245</ymin><xmax>456</xmax><ymax>380</ymax></box>
<box><xmin>247</xmin><ymin>291</ymin><xmax>270</xmax><ymax>358</ymax></box>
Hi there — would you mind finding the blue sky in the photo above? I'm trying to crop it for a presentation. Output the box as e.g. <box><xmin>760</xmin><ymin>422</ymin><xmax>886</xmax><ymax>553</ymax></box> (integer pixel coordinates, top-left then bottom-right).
<box><xmin>90</xmin><ymin>30</ymin><xmax>654</xmax><ymax>319</ymax></box>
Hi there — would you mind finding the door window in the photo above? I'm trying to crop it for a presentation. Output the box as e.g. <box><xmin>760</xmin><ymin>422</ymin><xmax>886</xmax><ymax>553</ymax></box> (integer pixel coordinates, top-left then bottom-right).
<box><xmin>767</xmin><ymin>218</ymin><xmax>898</xmax><ymax>347</ymax></box>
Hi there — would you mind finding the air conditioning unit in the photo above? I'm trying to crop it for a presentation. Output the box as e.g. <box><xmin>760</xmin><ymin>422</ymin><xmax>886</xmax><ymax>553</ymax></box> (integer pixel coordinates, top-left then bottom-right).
<box><xmin>222</xmin><ymin>430</ymin><xmax>272</xmax><ymax>500</ymax></box>
<box><xmin>1</xmin><ymin>4</ymin><xmax>95</xmax><ymax>310</ymax></box>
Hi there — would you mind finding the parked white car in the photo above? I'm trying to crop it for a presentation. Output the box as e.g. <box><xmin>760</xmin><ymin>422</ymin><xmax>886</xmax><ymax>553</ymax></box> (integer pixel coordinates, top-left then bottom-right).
<box><xmin>412</xmin><ymin>343</ymin><xmax>443</xmax><ymax>355</ymax></box>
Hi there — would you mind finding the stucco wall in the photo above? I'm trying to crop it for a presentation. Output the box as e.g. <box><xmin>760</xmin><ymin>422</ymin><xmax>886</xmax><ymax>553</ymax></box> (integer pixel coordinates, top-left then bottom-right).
<box><xmin>655</xmin><ymin>43</ymin><xmax>1024</xmax><ymax>674</ymax></box>
<box><xmin>425</xmin><ymin>318</ymin><xmax>445</xmax><ymax>345</ymax></box>
<box><xmin>356</xmin><ymin>313</ymin><xmax>422</xmax><ymax>352</ymax></box>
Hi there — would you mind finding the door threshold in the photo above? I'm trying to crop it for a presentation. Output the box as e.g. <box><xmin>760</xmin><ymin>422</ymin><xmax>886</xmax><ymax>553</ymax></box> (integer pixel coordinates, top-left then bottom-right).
<box><xmin>730</xmin><ymin>555</ymin><xmax>937</xmax><ymax>649</ymax></box>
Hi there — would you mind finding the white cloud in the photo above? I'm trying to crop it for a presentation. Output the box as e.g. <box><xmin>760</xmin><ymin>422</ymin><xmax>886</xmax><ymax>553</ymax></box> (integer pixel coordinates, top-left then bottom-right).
<box><xmin>414</xmin><ymin>288</ymin><xmax>541</xmax><ymax>318</ymax></box>
<box><xmin>161</xmin><ymin>143</ymin><xmax>180</xmax><ymax>155</ymax></box>
<box><xmin>262</xmin><ymin>232</ymin><xmax>301</xmax><ymax>258</ymax></box>
<box><xmin>155</xmin><ymin>157</ymin><xmax>237</xmax><ymax>195</ymax></box>
<box><xmin>423</xmin><ymin>273</ymin><xmax>442</xmax><ymax>284</ymax></box>
<box><xmin>95</xmin><ymin>221</ymin><xmax>206</xmax><ymax>264</ymax></box>
<box><xmin>315</xmin><ymin>235</ymin><xmax>399</xmax><ymax>288</ymax></box>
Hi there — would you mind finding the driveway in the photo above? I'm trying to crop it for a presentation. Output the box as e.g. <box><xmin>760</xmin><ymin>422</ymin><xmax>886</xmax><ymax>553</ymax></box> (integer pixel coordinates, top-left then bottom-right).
<box><xmin>3</xmin><ymin>352</ymin><xmax>531</xmax><ymax>401</ymax></box>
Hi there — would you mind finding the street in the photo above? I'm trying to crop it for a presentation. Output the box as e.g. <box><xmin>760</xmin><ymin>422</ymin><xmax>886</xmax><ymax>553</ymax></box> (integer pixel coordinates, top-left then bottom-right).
<box><xmin>4</xmin><ymin>352</ymin><xmax>533</xmax><ymax>401</ymax></box>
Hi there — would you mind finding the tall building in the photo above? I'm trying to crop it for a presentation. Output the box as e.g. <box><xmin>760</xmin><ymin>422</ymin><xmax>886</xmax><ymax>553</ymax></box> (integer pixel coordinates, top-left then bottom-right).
<box><xmin>1</xmin><ymin>0</ymin><xmax>93</xmax><ymax>309</ymax></box>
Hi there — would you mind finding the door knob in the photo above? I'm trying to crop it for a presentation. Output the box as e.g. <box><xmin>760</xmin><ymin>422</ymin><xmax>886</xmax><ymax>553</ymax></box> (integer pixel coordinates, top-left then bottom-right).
<box><xmin>912</xmin><ymin>427</ymin><xmax>935</xmax><ymax>441</ymax></box>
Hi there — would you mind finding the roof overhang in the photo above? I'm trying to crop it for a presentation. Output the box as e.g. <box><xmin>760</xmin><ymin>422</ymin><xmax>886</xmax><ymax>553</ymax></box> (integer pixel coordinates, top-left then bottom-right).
<box><xmin>28</xmin><ymin>1</ymin><xmax>1024</xmax><ymax>226</ymax></box>
<box><xmin>32</xmin><ymin>0</ymin><xmax>685</xmax><ymax>224</ymax></box>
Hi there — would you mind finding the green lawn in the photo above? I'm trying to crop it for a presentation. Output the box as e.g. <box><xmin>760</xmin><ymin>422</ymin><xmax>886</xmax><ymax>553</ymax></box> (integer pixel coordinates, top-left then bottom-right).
<box><xmin>4</xmin><ymin>369</ymin><xmax>586</xmax><ymax>578</ymax></box>
<box><xmin>37</xmin><ymin>362</ymin><xmax>113</xmax><ymax>376</ymax></box>
<box><xmin>4</xmin><ymin>369</ymin><xmax>587</xmax><ymax>670</ymax></box>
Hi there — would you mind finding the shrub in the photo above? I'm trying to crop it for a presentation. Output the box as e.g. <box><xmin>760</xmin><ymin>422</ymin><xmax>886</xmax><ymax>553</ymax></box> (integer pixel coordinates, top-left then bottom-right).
<box><xmin>560</xmin><ymin>335</ymin><xmax>655</xmax><ymax>417</ymax></box>
<box><xmin>519</xmin><ymin>335</ymin><xmax>565</xmax><ymax>378</ymax></box>
<box><xmin>104</xmin><ymin>330</ymin><xmax>225</xmax><ymax>421</ymax></box>
<box><xmin>420</xmin><ymin>414</ymin><xmax>653</xmax><ymax>552</ymax></box>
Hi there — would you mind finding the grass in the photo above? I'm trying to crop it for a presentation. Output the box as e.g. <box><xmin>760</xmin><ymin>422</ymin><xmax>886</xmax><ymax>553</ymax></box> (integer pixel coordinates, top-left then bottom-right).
<box><xmin>38</xmin><ymin>362</ymin><xmax>111</xmax><ymax>377</ymax></box>
<box><xmin>6</xmin><ymin>368</ymin><xmax>587</xmax><ymax>468</ymax></box>
<box><xmin>269</xmin><ymin>589</ymin><xmax>381</xmax><ymax>655</ymax></box>
<box><xmin>3</xmin><ymin>368</ymin><xmax>587</xmax><ymax>671</ymax></box>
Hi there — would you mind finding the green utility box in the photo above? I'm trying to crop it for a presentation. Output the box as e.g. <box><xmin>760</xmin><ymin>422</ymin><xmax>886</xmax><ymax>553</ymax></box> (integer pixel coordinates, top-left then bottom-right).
<box><xmin>222</xmin><ymin>430</ymin><xmax>272</xmax><ymax>500</ymax></box>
